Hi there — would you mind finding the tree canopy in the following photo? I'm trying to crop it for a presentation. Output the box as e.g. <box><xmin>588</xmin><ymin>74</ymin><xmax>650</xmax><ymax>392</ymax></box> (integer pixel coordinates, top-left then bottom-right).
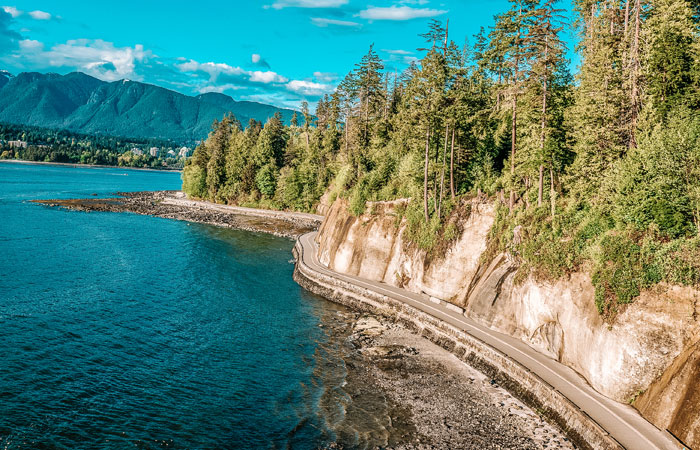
<box><xmin>184</xmin><ymin>0</ymin><xmax>700</xmax><ymax>315</ymax></box>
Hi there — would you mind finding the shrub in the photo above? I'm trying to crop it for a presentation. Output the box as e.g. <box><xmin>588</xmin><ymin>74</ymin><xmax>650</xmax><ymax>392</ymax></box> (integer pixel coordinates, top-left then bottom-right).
<box><xmin>182</xmin><ymin>164</ymin><xmax>207</xmax><ymax>198</ymax></box>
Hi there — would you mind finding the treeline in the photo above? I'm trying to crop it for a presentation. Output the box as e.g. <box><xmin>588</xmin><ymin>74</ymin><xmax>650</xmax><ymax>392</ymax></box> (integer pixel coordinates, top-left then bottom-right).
<box><xmin>184</xmin><ymin>0</ymin><xmax>700</xmax><ymax>316</ymax></box>
<box><xmin>0</xmin><ymin>123</ymin><xmax>186</xmax><ymax>169</ymax></box>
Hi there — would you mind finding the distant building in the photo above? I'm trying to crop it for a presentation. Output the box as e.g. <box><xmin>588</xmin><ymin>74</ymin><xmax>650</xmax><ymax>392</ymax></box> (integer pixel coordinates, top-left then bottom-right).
<box><xmin>178</xmin><ymin>146</ymin><xmax>192</xmax><ymax>158</ymax></box>
<box><xmin>131</xmin><ymin>147</ymin><xmax>144</xmax><ymax>156</ymax></box>
<box><xmin>166</xmin><ymin>150</ymin><xmax>176</xmax><ymax>158</ymax></box>
<box><xmin>7</xmin><ymin>140</ymin><xmax>27</xmax><ymax>149</ymax></box>
<box><xmin>149</xmin><ymin>147</ymin><xmax>160</xmax><ymax>157</ymax></box>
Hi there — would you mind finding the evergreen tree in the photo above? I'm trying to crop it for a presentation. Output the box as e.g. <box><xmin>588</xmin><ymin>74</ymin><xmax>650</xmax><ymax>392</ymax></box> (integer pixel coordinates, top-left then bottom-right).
<box><xmin>643</xmin><ymin>0</ymin><xmax>699</xmax><ymax>119</ymax></box>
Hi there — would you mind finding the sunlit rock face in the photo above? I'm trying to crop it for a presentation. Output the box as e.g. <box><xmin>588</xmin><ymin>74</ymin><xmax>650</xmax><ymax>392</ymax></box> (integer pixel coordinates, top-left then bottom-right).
<box><xmin>318</xmin><ymin>198</ymin><xmax>494</xmax><ymax>303</ymax></box>
<box><xmin>316</xmin><ymin>198</ymin><xmax>700</xmax><ymax>448</ymax></box>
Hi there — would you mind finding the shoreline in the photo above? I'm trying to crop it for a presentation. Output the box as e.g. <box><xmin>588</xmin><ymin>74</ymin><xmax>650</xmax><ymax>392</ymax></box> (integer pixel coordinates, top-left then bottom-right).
<box><xmin>327</xmin><ymin>310</ymin><xmax>576</xmax><ymax>448</ymax></box>
<box><xmin>0</xmin><ymin>159</ymin><xmax>183</xmax><ymax>173</ymax></box>
<box><xmin>293</xmin><ymin>235</ymin><xmax>614</xmax><ymax>450</ymax></box>
<box><xmin>34</xmin><ymin>189</ymin><xmax>581</xmax><ymax>447</ymax></box>
<box><xmin>33</xmin><ymin>191</ymin><xmax>322</xmax><ymax>239</ymax></box>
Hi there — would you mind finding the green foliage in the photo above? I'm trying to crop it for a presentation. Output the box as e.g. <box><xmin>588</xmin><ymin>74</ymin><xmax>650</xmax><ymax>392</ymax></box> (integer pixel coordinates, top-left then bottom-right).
<box><xmin>611</xmin><ymin>108</ymin><xmax>700</xmax><ymax>238</ymax></box>
<box><xmin>182</xmin><ymin>6</ymin><xmax>700</xmax><ymax>317</ymax></box>
<box><xmin>403</xmin><ymin>200</ymin><xmax>442</xmax><ymax>251</ymax></box>
<box><xmin>349</xmin><ymin>179</ymin><xmax>370</xmax><ymax>216</ymax></box>
<box><xmin>182</xmin><ymin>164</ymin><xmax>207</xmax><ymax>198</ymax></box>
<box><xmin>255</xmin><ymin>163</ymin><xmax>278</xmax><ymax>198</ymax></box>
<box><xmin>0</xmin><ymin>122</ymin><xmax>185</xmax><ymax>169</ymax></box>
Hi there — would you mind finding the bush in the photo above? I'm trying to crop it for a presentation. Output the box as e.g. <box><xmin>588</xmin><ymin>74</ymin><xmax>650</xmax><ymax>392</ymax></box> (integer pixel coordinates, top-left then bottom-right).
<box><xmin>612</xmin><ymin>108</ymin><xmax>700</xmax><ymax>238</ymax></box>
<box><xmin>349</xmin><ymin>181</ymin><xmax>369</xmax><ymax>216</ymax></box>
<box><xmin>182</xmin><ymin>164</ymin><xmax>207</xmax><ymax>198</ymax></box>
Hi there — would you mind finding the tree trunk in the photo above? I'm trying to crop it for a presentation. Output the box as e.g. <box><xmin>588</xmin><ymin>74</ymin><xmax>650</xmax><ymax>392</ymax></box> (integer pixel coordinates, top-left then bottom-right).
<box><xmin>450</xmin><ymin>128</ymin><xmax>456</xmax><ymax>200</ymax></box>
<box><xmin>550</xmin><ymin>166</ymin><xmax>556</xmax><ymax>218</ymax></box>
<box><xmin>538</xmin><ymin>36</ymin><xmax>548</xmax><ymax>208</ymax></box>
<box><xmin>423</xmin><ymin>124</ymin><xmax>431</xmax><ymax>221</ymax></box>
<box><xmin>624</xmin><ymin>0</ymin><xmax>629</xmax><ymax>35</ymax></box>
<box><xmin>630</xmin><ymin>0</ymin><xmax>641</xmax><ymax>148</ymax></box>
<box><xmin>438</xmin><ymin>125</ymin><xmax>448</xmax><ymax>218</ymax></box>
<box><xmin>610</xmin><ymin>6</ymin><xmax>615</xmax><ymax>35</ymax></box>
<box><xmin>344</xmin><ymin>111</ymin><xmax>349</xmax><ymax>154</ymax></box>
<box><xmin>538</xmin><ymin>165</ymin><xmax>544</xmax><ymax>207</ymax></box>
<box><xmin>364</xmin><ymin>93</ymin><xmax>369</xmax><ymax>146</ymax></box>
<box><xmin>510</xmin><ymin>8</ymin><xmax>521</xmax><ymax>213</ymax></box>
<box><xmin>510</xmin><ymin>92</ymin><xmax>517</xmax><ymax>212</ymax></box>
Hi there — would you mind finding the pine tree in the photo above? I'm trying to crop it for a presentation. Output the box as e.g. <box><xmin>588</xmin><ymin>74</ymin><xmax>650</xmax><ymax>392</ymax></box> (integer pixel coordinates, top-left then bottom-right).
<box><xmin>526</xmin><ymin>0</ymin><xmax>569</xmax><ymax>213</ymax></box>
<box><xmin>353</xmin><ymin>44</ymin><xmax>385</xmax><ymax>149</ymax></box>
<box><xmin>567</xmin><ymin>0</ymin><xmax>628</xmax><ymax>204</ymax></box>
<box><xmin>643</xmin><ymin>0</ymin><xmax>699</xmax><ymax>119</ymax></box>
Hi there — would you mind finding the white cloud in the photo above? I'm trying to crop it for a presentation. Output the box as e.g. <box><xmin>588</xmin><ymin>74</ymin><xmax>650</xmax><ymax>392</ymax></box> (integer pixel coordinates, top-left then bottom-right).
<box><xmin>383</xmin><ymin>49</ymin><xmax>418</xmax><ymax>65</ymax></box>
<box><xmin>313</xmin><ymin>71</ymin><xmax>337</xmax><ymax>82</ymax></box>
<box><xmin>250</xmin><ymin>70</ymin><xmax>287</xmax><ymax>84</ymax></box>
<box><xmin>19</xmin><ymin>39</ymin><xmax>152</xmax><ymax>81</ymax></box>
<box><xmin>268</xmin><ymin>0</ymin><xmax>348</xmax><ymax>9</ymax></box>
<box><xmin>2</xmin><ymin>6</ymin><xmax>20</xmax><ymax>17</ymax></box>
<box><xmin>383</xmin><ymin>49</ymin><xmax>413</xmax><ymax>55</ymax></box>
<box><xmin>311</xmin><ymin>17</ymin><xmax>361</xmax><ymax>28</ymax></box>
<box><xmin>286</xmin><ymin>79</ymin><xmax>331</xmax><ymax>96</ymax></box>
<box><xmin>177</xmin><ymin>59</ymin><xmax>286</xmax><ymax>86</ymax></box>
<box><xmin>18</xmin><ymin>39</ymin><xmax>42</xmax><ymax>50</ymax></box>
<box><xmin>28</xmin><ymin>10</ymin><xmax>50</xmax><ymax>20</ymax></box>
<box><xmin>358</xmin><ymin>6</ymin><xmax>447</xmax><ymax>21</ymax></box>
<box><xmin>251</xmin><ymin>53</ymin><xmax>271</xmax><ymax>69</ymax></box>
<box><xmin>198</xmin><ymin>84</ymin><xmax>245</xmax><ymax>94</ymax></box>
<box><xmin>176</xmin><ymin>60</ymin><xmax>244</xmax><ymax>81</ymax></box>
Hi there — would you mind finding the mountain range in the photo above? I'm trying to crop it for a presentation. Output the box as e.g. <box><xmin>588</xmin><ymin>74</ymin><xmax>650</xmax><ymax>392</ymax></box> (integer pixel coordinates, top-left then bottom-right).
<box><xmin>0</xmin><ymin>71</ymin><xmax>297</xmax><ymax>143</ymax></box>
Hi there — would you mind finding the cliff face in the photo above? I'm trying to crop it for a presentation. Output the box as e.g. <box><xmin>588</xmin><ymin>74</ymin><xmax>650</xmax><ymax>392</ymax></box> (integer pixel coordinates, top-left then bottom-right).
<box><xmin>318</xmin><ymin>199</ymin><xmax>493</xmax><ymax>304</ymax></box>
<box><xmin>316</xmin><ymin>198</ymin><xmax>700</xmax><ymax>448</ymax></box>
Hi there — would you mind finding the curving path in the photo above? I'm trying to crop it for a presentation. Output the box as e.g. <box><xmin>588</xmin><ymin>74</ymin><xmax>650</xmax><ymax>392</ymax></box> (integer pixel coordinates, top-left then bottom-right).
<box><xmin>297</xmin><ymin>231</ymin><xmax>684</xmax><ymax>450</ymax></box>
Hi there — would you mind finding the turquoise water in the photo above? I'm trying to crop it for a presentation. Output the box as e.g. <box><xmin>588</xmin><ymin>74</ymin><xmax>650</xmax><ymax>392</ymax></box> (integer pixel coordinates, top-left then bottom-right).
<box><xmin>0</xmin><ymin>162</ymin><xmax>359</xmax><ymax>449</ymax></box>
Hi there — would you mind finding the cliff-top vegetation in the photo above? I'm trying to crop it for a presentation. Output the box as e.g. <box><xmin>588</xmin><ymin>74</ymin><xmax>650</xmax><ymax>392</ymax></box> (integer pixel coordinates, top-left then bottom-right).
<box><xmin>183</xmin><ymin>0</ymin><xmax>700</xmax><ymax>316</ymax></box>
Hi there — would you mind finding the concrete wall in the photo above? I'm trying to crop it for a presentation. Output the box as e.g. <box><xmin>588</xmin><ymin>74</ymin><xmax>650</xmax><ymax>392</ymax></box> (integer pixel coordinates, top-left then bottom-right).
<box><xmin>294</xmin><ymin>240</ymin><xmax>624</xmax><ymax>450</ymax></box>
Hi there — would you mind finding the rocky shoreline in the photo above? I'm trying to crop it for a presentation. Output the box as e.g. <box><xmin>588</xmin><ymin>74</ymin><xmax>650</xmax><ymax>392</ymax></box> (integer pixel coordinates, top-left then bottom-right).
<box><xmin>32</xmin><ymin>191</ymin><xmax>321</xmax><ymax>239</ymax></box>
<box><xmin>333</xmin><ymin>313</ymin><xmax>576</xmax><ymax>449</ymax></box>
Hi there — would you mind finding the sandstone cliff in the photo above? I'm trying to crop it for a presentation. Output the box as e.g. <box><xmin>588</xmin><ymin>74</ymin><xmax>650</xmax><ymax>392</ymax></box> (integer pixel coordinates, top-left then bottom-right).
<box><xmin>316</xmin><ymin>197</ymin><xmax>700</xmax><ymax>448</ymax></box>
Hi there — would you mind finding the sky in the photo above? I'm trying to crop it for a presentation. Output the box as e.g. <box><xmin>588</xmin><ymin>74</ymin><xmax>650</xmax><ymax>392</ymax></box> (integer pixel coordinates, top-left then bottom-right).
<box><xmin>0</xmin><ymin>0</ymin><xmax>577</xmax><ymax>110</ymax></box>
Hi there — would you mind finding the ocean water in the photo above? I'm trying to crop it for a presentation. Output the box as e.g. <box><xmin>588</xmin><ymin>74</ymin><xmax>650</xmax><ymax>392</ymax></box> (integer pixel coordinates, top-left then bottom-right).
<box><xmin>0</xmin><ymin>162</ymin><xmax>370</xmax><ymax>449</ymax></box>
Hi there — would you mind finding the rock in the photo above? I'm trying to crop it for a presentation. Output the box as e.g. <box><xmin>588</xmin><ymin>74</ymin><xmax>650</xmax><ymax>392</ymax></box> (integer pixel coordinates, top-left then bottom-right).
<box><xmin>353</xmin><ymin>316</ymin><xmax>386</xmax><ymax>337</ymax></box>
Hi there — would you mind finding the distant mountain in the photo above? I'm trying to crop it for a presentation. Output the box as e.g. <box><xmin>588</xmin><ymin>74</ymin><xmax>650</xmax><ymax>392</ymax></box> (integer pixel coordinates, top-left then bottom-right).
<box><xmin>0</xmin><ymin>71</ymin><xmax>298</xmax><ymax>142</ymax></box>
<box><xmin>0</xmin><ymin>70</ymin><xmax>13</xmax><ymax>89</ymax></box>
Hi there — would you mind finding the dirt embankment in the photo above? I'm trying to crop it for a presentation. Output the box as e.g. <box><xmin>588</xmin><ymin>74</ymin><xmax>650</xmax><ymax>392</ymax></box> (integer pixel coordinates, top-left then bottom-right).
<box><xmin>33</xmin><ymin>191</ymin><xmax>321</xmax><ymax>239</ymax></box>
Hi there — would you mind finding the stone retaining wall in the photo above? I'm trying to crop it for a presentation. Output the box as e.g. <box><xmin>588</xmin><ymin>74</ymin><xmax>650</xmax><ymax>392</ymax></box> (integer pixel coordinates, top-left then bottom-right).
<box><xmin>293</xmin><ymin>240</ymin><xmax>624</xmax><ymax>450</ymax></box>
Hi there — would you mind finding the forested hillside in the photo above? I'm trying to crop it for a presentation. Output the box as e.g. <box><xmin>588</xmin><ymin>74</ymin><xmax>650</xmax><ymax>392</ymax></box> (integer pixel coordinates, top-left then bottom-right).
<box><xmin>184</xmin><ymin>0</ymin><xmax>700</xmax><ymax>316</ymax></box>
<box><xmin>0</xmin><ymin>123</ymin><xmax>185</xmax><ymax>168</ymax></box>
<box><xmin>0</xmin><ymin>72</ymin><xmax>298</xmax><ymax>142</ymax></box>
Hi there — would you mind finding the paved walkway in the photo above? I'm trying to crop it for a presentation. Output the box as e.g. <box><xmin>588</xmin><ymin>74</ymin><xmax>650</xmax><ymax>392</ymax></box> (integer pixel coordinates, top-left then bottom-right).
<box><xmin>298</xmin><ymin>231</ymin><xmax>683</xmax><ymax>450</ymax></box>
<box><xmin>163</xmin><ymin>195</ymin><xmax>324</xmax><ymax>223</ymax></box>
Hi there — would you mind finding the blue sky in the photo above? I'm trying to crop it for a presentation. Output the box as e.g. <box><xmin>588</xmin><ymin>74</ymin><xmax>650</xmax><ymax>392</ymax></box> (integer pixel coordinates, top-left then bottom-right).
<box><xmin>0</xmin><ymin>0</ymin><xmax>577</xmax><ymax>109</ymax></box>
